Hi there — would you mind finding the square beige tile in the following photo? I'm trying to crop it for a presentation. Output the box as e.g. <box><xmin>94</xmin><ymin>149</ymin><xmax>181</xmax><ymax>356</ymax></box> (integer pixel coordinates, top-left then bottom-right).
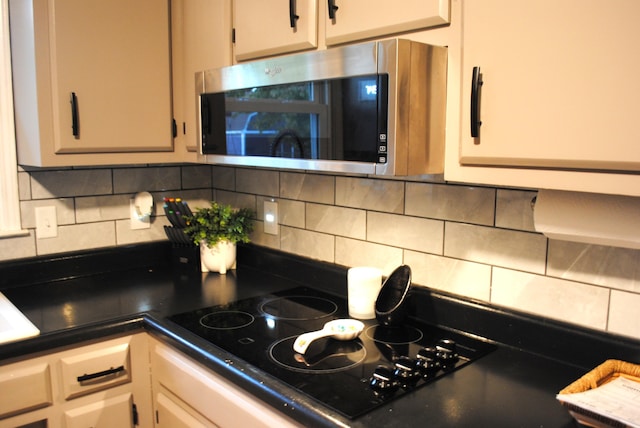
<box><xmin>306</xmin><ymin>203</ymin><xmax>366</xmax><ymax>239</ymax></box>
<box><xmin>404</xmin><ymin>250</ymin><xmax>491</xmax><ymax>301</ymax></box>
<box><xmin>406</xmin><ymin>182</ymin><xmax>495</xmax><ymax>225</ymax></box>
<box><xmin>367</xmin><ymin>212</ymin><xmax>443</xmax><ymax>255</ymax></box>
<box><xmin>547</xmin><ymin>240</ymin><xmax>640</xmax><ymax>292</ymax></box>
<box><xmin>280</xmin><ymin>172</ymin><xmax>334</xmax><ymax>204</ymax></box>
<box><xmin>336</xmin><ymin>177</ymin><xmax>403</xmax><ymax>213</ymax></box>
<box><xmin>445</xmin><ymin>223</ymin><xmax>547</xmax><ymax>274</ymax></box>
<box><xmin>491</xmin><ymin>267</ymin><xmax>609</xmax><ymax>330</ymax></box>
<box><xmin>496</xmin><ymin>189</ymin><xmax>537</xmax><ymax>232</ymax></box>
<box><xmin>335</xmin><ymin>237</ymin><xmax>403</xmax><ymax>275</ymax></box>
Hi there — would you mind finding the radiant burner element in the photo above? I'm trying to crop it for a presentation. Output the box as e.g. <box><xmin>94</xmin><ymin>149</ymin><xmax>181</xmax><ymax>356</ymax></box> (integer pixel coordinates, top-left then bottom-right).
<box><xmin>199</xmin><ymin>311</ymin><xmax>255</xmax><ymax>330</ymax></box>
<box><xmin>365</xmin><ymin>325</ymin><xmax>424</xmax><ymax>345</ymax></box>
<box><xmin>259</xmin><ymin>296</ymin><xmax>337</xmax><ymax>320</ymax></box>
<box><xmin>269</xmin><ymin>336</ymin><xmax>366</xmax><ymax>374</ymax></box>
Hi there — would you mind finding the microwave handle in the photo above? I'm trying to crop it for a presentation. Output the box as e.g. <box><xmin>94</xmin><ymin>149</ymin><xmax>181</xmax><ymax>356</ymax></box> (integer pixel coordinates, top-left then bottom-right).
<box><xmin>470</xmin><ymin>66</ymin><xmax>483</xmax><ymax>139</ymax></box>
<box><xmin>328</xmin><ymin>0</ymin><xmax>339</xmax><ymax>19</ymax></box>
<box><xmin>289</xmin><ymin>0</ymin><xmax>299</xmax><ymax>28</ymax></box>
<box><xmin>201</xmin><ymin>97</ymin><xmax>210</xmax><ymax>136</ymax></box>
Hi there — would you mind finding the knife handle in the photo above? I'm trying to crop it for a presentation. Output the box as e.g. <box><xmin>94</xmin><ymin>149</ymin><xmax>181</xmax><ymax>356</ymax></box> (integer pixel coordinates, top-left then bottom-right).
<box><xmin>181</xmin><ymin>201</ymin><xmax>194</xmax><ymax>218</ymax></box>
<box><xmin>164</xmin><ymin>204</ymin><xmax>181</xmax><ymax>228</ymax></box>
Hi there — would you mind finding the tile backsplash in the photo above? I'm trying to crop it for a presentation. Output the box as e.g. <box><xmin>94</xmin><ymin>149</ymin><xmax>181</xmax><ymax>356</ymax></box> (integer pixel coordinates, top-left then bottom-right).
<box><xmin>2</xmin><ymin>164</ymin><xmax>639</xmax><ymax>340</ymax></box>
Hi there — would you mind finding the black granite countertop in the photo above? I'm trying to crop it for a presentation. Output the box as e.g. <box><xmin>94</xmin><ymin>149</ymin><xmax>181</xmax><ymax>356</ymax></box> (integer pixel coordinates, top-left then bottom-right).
<box><xmin>1</xmin><ymin>242</ymin><xmax>640</xmax><ymax>427</ymax></box>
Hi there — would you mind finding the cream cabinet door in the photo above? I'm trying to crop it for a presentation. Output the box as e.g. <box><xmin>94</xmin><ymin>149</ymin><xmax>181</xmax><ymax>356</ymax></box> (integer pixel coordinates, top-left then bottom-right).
<box><xmin>324</xmin><ymin>0</ymin><xmax>449</xmax><ymax>46</ymax></box>
<box><xmin>233</xmin><ymin>0</ymin><xmax>318</xmax><ymax>61</ymax></box>
<box><xmin>49</xmin><ymin>0</ymin><xmax>172</xmax><ymax>153</ymax></box>
<box><xmin>458</xmin><ymin>0</ymin><xmax>640</xmax><ymax>173</ymax></box>
<box><xmin>10</xmin><ymin>0</ymin><xmax>175</xmax><ymax>166</ymax></box>
<box><xmin>154</xmin><ymin>393</ymin><xmax>210</xmax><ymax>428</ymax></box>
<box><xmin>0</xmin><ymin>362</ymin><xmax>52</xmax><ymax>420</ymax></box>
<box><xmin>150</xmin><ymin>339</ymin><xmax>301</xmax><ymax>428</ymax></box>
<box><xmin>172</xmin><ymin>0</ymin><xmax>232</xmax><ymax>154</ymax></box>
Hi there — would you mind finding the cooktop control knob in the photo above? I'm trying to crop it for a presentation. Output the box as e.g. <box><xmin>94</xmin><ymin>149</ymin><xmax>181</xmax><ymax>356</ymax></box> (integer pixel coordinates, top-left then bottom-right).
<box><xmin>393</xmin><ymin>356</ymin><xmax>421</xmax><ymax>387</ymax></box>
<box><xmin>416</xmin><ymin>346</ymin><xmax>441</xmax><ymax>376</ymax></box>
<box><xmin>370</xmin><ymin>365</ymin><xmax>400</xmax><ymax>393</ymax></box>
<box><xmin>435</xmin><ymin>339</ymin><xmax>459</xmax><ymax>365</ymax></box>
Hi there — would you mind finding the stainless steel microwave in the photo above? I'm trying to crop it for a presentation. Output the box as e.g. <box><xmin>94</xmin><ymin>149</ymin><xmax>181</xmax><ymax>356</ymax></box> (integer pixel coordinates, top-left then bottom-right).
<box><xmin>196</xmin><ymin>39</ymin><xmax>447</xmax><ymax>176</ymax></box>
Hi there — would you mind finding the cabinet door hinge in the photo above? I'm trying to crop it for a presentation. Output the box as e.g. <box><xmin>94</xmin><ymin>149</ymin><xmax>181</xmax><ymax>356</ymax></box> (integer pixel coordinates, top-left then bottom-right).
<box><xmin>132</xmin><ymin>403</ymin><xmax>139</xmax><ymax>426</ymax></box>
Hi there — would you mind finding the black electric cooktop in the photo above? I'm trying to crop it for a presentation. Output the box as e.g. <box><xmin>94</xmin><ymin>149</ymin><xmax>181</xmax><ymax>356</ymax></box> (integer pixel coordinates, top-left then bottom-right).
<box><xmin>168</xmin><ymin>287</ymin><xmax>496</xmax><ymax>419</ymax></box>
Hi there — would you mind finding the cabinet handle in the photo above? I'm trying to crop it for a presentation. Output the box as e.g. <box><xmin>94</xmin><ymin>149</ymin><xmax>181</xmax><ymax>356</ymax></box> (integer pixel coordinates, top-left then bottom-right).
<box><xmin>289</xmin><ymin>0</ymin><xmax>299</xmax><ymax>28</ymax></box>
<box><xmin>471</xmin><ymin>66</ymin><xmax>483</xmax><ymax>138</ymax></box>
<box><xmin>77</xmin><ymin>365</ymin><xmax>125</xmax><ymax>383</ymax></box>
<box><xmin>70</xmin><ymin>92</ymin><xmax>79</xmax><ymax>138</ymax></box>
<box><xmin>328</xmin><ymin>0</ymin><xmax>339</xmax><ymax>19</ymax></box>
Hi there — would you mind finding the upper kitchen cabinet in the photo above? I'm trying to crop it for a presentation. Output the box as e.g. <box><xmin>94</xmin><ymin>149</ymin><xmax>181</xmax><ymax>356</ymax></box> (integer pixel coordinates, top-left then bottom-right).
<box><xmin>171</xmin><ymin>0</ymin><xmax>232</xmax><ymax>154</ymax></box>
<box><xmin>10</xmin><ymin>0</ymin><xmax>176</xmax><ymax>167</ymax></box>
<box><xmin>232</xmin><ymin>0</ymin><xmax>450</xmax><ymax>61</ymax></box>
<box><xmin>324</xmin><ymin>0</ymin><xmax>450</xmax><ymax>46</ymax></box>
<box><xmin>446</xmin><ymin>0</ymin><xmax>640</xmax><ymax>196</ymax></box>
<box><xmin>232</xmin><ymin>0</ymin><xmax>318</xmax><ymax>61</ymax></box>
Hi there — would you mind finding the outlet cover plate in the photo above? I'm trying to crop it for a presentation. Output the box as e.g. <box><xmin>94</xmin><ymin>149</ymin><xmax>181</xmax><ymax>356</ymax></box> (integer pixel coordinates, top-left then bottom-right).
<box><xmin>263</xmin><ymin>200</ymin><xmax>278</xmax><ymax>235</ymax></box>
<box><xmin>35</xmin><ymin>206</ymin><xmax>57</xmax><ymax>239</ymax></box>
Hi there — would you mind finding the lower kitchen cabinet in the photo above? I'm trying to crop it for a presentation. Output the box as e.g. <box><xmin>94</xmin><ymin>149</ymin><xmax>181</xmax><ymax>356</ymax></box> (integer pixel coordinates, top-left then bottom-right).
<box><xmin>149</xmin><ymin>337</ymin><xmax>301</xmax><ymax>428</ymax></box>
<box><xmin>1</xmin><ymin>332</ymin><xmax>303</xmax><ymax>428</ymax></box>
<box><xmin>0</xmin><ymin>333</ymin><xmax>152</xmax><ymax>428</ymax></box>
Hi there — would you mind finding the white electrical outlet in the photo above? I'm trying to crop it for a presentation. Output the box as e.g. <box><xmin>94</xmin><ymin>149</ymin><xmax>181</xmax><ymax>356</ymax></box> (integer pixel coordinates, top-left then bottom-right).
<box><xmin>35</xmin><ymin>206</ymin><xmax>58</xmax><ymax>239</ymax></box>
<box><xmin>263</xmin><ymin>200</ymin><xmax>278</xmax><ymax>235</ymax></box>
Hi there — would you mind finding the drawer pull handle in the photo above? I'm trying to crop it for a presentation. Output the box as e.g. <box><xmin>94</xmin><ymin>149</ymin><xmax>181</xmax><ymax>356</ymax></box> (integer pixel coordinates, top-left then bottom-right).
<box><xmin>77</xmin><ymin>365</ymin><xmax>125</xmax><ymax>383</ymax></box>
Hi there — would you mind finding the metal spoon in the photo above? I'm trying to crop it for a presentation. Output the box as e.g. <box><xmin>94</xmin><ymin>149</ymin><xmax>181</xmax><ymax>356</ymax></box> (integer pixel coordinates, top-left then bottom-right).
<box><xmin>293</xmin><ymin>319</ymin><xmax>365</xmax><ymax>355</ymax></box>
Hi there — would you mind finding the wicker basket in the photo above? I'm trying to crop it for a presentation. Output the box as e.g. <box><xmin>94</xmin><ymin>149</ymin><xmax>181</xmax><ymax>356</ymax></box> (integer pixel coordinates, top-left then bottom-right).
<box><xmin>558</xmin><ymin>359</ymin><xmax>640</xmax><ymax>428</ymax></box>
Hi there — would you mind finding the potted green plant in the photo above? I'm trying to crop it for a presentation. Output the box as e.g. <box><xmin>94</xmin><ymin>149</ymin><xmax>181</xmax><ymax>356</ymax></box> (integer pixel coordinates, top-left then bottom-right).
<box><xmin>183</xmin><ymin>202</ymin><xmax>254</xmax><ymax>274</ymax></box>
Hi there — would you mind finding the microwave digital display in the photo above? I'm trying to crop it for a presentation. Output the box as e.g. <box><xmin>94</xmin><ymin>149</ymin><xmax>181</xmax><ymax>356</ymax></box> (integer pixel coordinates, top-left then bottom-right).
<box><xmin>200</xmin><ymin>74</ymin><xmax>388</xmax><ymax>163</ymax></box>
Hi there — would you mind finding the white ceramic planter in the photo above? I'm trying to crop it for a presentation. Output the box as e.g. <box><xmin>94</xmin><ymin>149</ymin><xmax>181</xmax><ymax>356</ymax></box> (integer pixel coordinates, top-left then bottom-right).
<box><xmin>200</xmin><ymin>240</ymin><xmax>237</xmax><ymax>274</ymax></box>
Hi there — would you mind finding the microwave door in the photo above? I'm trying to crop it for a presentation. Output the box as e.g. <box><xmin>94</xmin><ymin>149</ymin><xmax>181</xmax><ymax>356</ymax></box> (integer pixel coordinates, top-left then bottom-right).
<box><xmin>200</xmin><ymin>93</ymin><xmax>226</xmax><ymax>155</ymax></box>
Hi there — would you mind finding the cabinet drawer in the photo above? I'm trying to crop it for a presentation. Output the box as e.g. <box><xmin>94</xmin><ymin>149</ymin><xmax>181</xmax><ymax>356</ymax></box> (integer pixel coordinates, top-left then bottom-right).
<box><xmin>59</xmin><ymin>339</ymin><xmax>132</xmax><ymax>400</ymax></box>
<box><xmin>64</xmin><ymin>392</ymin><xmax>134</xmax><ymax>428</ymax></box>
<box><xmin>0</xmin><ymin>362</ymin><xmax>52</xmax><ymax>418</ymax></box>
